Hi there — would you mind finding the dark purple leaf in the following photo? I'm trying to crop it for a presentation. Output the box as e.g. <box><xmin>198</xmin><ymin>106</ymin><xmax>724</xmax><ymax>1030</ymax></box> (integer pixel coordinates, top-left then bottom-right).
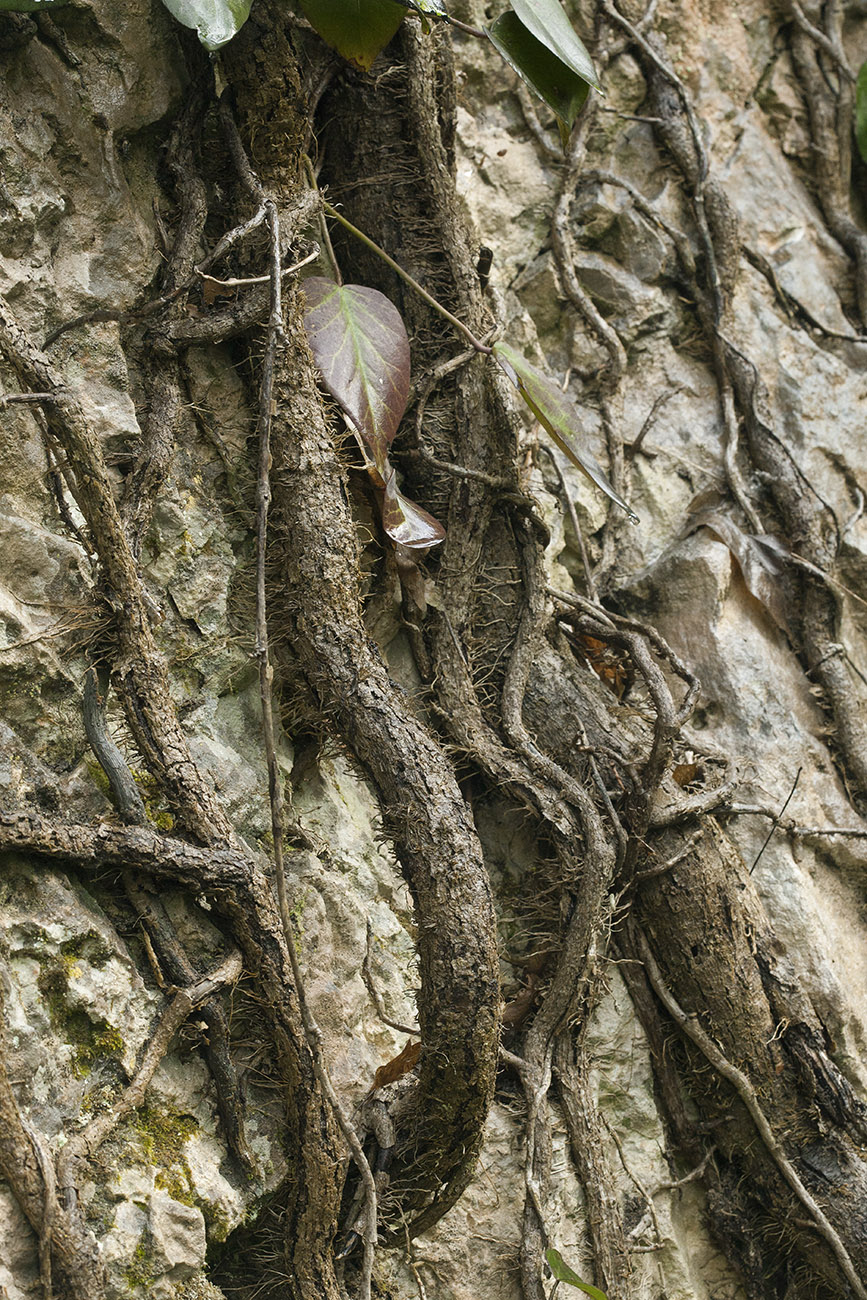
<box><xmin>303</xmin><ymin>277</ymin><xmax>411</xmax><ymax>471</ymax></box>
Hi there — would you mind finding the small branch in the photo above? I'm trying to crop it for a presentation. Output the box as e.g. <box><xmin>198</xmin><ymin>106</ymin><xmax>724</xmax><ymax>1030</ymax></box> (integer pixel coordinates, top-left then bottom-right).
<box><xmin>57</xmin><ymin>950</ymin><xmax>243</xmax><ymax>1189</ymax></box>
<box><xmin>727</xmin><ymin>804</ymin><xmax>867</xmax><ymax>839</ymax></box>
<box><xmin>626</xmin><ymin>389</ymin><xmax>684</xmax><ymax>459</ymax></box>
<box><xmin>218</xmin><ymin>95</ymin><xmax>265</xmax><ymax>201</ymax></box>
<box><xmin>634</xmin><ymin>925</ymin><xmax>867</xmax><ymax>1300</ymax></box>
<box><xmin>407</xmin><ymin>446</ymin><xmax>514</xmax><ymax>491</ymax></box>
<box><xmin>649</xmin><ymin>1148</ymin><xmax>714</xmax><ymax>1196</ymax></box>
<box><xmin>649</xmin><ymin>778</ymin><xmax>737</xmax><ymax>827</ymax></box>
<box><xmin>750</xmin><ymin>767</ymin><xmax>801</xmax><ymax>874</ymax></box>
<box><xmin>82</xmin><ymin>666</ymin><xmax>148</xmax><ymax>825</ymax></box>
<box><xmin>304</xmin><ymin>157</ymin><xmax>343</xmax><ymax>285</ymax></box>
<box><xmin>632</xmin><ymin>827</ymin><xmax>704</xmax><ymax>884</ymax></box>
<box><xmin>0</xmin><ymin>975</ymin><xmax>105</xmax><ymax>1299</ymax></box>
<box><xmin>0</xmin><ymin>391</ymin><xmax>57</xmax><ymax>408</ymax></box>
<box><xmin>24</xmin><ymin>1121</ymin><xmax>56</xmax><ymax>1300</ymax></box>
<box><xmin>742</xmin><ymin>245</ymin><xmax>867</xmax><ymax>344</ymax></box>
<box><xmin>788</xmin><ymin>0</ymin><xmax>853</xmax><ymax>80</ymax></box>
<box><xmin>442</xmin><ymin>13</ymin><xmax>485</xmax><ymax>38</ymax></box>
<box><xmin>536</xmin><ymin>444</ymin><xmax>598</xmax><ymax>600</ymax></box>
<box><xmin>363</xmin><ymin>922</ymin><xmax>420</xmax><ymax>1037</ymax></box>
<box><xmin>198</xmin><ymin>246</ymin><xmax>318</xmax><ymax>294</ymax></box>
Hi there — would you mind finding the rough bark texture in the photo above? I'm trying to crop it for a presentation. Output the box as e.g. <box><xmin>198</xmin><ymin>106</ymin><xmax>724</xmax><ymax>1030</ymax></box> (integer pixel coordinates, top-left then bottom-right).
<box><xmin>1</xmin><ymin>1</ymin><xmax>867</xmax><ymax>1299</ymax></box>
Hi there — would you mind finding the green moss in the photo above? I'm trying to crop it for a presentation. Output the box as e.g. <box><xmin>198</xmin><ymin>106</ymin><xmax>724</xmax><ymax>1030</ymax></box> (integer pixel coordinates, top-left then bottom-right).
<box><xmin>60</xmin><ymin>931</ymin><xmax>113</xmax><ymax>968</ymax></box>
<box><xmin>155</xmin><ymin>1166</ymin><xmax>196</xmax><ymax>1206</ymax></box>
<box><xmin>86</xmin><ymin>757</ymin><xmax>113</xmax><ymax>799</ymax></box>
<box><xmin>36</xmin><ymin>954</ymin><xmax>124</xmax><ymax>1078</ymax></box>
<box><xmin>133</xmin><ymin>1105</ymin><xmax>199</xmax><ymax>1166</ymax></box>
<box><xmin>86</xmin><ymin>757</ymin><xmax>175</xmax><ymax>829</ymax></box>
<box><xmin>124</xmin><ymin>1233</ymin><xmax>156</xmax><ymax>1291</ymax></box>
<box><xmin>129</xmin><ymin>768</ymin><xmax>175</xmax><ymax>831</ymax></box>
<box><xmin>142</xmin><ymin>1110</ymin><xmax>234</xmax><ymax>1243</ymax></box>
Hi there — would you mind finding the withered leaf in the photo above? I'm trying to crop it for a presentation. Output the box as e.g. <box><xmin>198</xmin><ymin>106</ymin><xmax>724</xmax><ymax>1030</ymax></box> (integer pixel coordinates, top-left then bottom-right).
<box><xmin>372</xmin><ymin>1038</ymin><xmax>421</xmax><ymax>1090</ymax></box>
<box><xmin>672</xmin><ymin>762</ymin><xmax>702</xmax><ymax>787</ymax></box>
<box><xmin>683</xmin><ymin>508</ymin><xmax>791</xmax><ymax>635</ymax></box>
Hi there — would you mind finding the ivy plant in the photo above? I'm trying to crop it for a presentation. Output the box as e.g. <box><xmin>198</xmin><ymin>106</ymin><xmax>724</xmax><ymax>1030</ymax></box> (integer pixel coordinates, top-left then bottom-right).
<box><xmin>148</xmin><ymin>0</ymin><xmax>600</xmax><ymax>147</ymax></box>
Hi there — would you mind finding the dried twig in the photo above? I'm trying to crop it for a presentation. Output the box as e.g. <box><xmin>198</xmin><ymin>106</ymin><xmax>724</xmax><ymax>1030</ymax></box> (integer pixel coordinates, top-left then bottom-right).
<box><xmin>362</xmin><ymin>922</ymin><xmax>420</xmax><ymax>1038</ymax></box>
<box><xmin>57</xmin><ymin>950</ymin><xmax>243</xmax><ymax>1188</ymax></box>
<box><xmin>0</xmin><ymin>975</ymin><xmax>105</xmax><ymax>1299</ymax></box>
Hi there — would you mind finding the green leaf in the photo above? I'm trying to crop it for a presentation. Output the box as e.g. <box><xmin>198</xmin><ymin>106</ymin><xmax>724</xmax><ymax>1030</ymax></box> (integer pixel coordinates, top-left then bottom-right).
<box><xmin>402</xmin><ymin>0</ymin><xmax>448</xmax><ymax>15</ymax></box>
<box><xmin>0</xmin><ymin>0</ymin><xmax>66</xmax><ymax>10</ymax></box>
<box><xmin>545</xmin><ymin>1248</ymin><xmax>609</xmax><ymax>1300</ymax></box>
<box><xmin>856</xmin><ymin>61</ymin><xmax>867</xmax><ymax>166</ymax></box>
<box><xmin>303</xmin><ymin>277</ymin><xmax>411</xmax><ymax>472</ymax></box>
<box><xmin>493</xmin><ymin>341</ymin><xmax>638</xmax><ymax>522</ymax></box>
<box><xmin>298</xmin><ymin>0</ymin><xmax>407</xmax><ymax>71</ymax></box>
<box><xmin>487</xmin><ymin>11</ymin><xmax>592</xmax><ymax>148</ymax></box>
<box><xmin>381</xmin><ymin>465</ymin><xmax>446</xmax><ymax>549</ymax></box>
<box><xmin>510</xmin><ymin>0</ymin><xmax>600</xmax><ymax>91</ymax></box>
<box><xmin>158</xmin><ymin>0</ymin><xmax>251</xmax><ymax>50</ymax></box>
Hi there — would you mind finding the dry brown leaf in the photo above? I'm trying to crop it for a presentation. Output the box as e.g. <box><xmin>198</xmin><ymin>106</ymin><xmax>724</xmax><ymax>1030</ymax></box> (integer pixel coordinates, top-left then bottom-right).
<box><xmin>672</xmin><ymin>762</ymin><xmax>702</xmax><ymax>787</ymax></box>
<box><xmin>372</xmin><ymin>1039</ymin><xmax>421</xmax><ymax>1090</ymax></box>
<box><xmin>683</xmin><ymin>508</ymin><xmax>791</xmax><ymax>635</ymax></box>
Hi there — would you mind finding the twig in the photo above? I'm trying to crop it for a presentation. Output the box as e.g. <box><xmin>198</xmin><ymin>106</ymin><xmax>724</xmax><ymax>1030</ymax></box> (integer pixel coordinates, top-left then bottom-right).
<box><xmin>742</xmin><ymin>245</ymin><xmax>867</xmax><ymax>343</ymax></box>
<box><xmin>626</xmin><ymin>389</ymin><xmax>684</xmax><ymax>459</ymax></box>
<box><xmin>649</xmin><ymin>1148</ymin><xmax>714</xmax><ymax>1195</ymax></box>
<box><xmin>634</xmin><ymin>925</ymin><xmax>867</xmax><ymax>1300</ymax></box>
<box><xmin>632</xmin><ymin>827</ymin><xmax>704</xmax><ymax>884</ymax></box>
<box><xmin>0</xmin><ymin>973</ymin><xmax>105</xmax><ymax>1299</ymax></box>
<box><xmin>648</xmin><ymin>779</ymin><xmax>736</xmax><ymax>827</ymax></box>
<box><xmin>82</xmin><ymin>664</ymin><xmax>255</xmax><ymax>1173</ymax></box>
<box><xmin>304</xmin><ymin>156</ymin><xmax>342</xmax><ymax>285</ymax></box>
<box><xmin>198</xmin><ymin>247</ymin><xmax>318</xmax><ymax>294</ymax></box>
<box><xmin>57</xmin><ymin>950</ymin><xmax>244</xmax><ymax>1185</ymax></box>
<box><xmin>408</xmin><ymin>446</ymin><xmax>514</xmax><ymax>491</ymax></box>
<box><xmin>788</xmin><ymin>0</ymin><xmax>853</xmax><ymax>80</ymax></box>
<box><xmin>82</xmin><ymin>666</ymin><xmax>148</xmax><ymax>825</ymax></box>
<box><xmin>536</xmin><ymin>444</ymin><xmax>598</xmax><ymax>600</ymax></box>
<box><xmin>23</xmin><ymin>1121</ymin><xmax>55</xmax><ymax>1300</ymax></box>
<box><xmin>362</xmin><ymin>921</ymin><xmax>420</xmax><ymax>1037</ymax></box>
<box><xmin>404</xmin><ymin>1222</ymin><xmax>430</xmax><ymax>1300</ymax></box>
<box><xmin>727</xmin><ymin>804</ymin><xmax>867</xmax><ymax>839</ymax></box>
<box><xmin>0</xmin><ymin>391</ymin><xmax>57</xmax><ymax>408</ymax></box>
<box><xmin>442</xmin><ymin>13</ymin><xmax>485</xmax><ymax>38</ymax></box>
<box><xmin>750</xmin><ymin>768</ymin><xmax>801</xmax><ymax>874</ymax></box>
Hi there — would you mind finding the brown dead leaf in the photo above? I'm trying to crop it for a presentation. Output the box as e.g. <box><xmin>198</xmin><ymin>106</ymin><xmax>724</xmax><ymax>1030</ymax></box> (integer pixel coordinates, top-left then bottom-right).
<box><xmin>572</xmin><ymin>631</ymin><xmax>630</xmax><ymax>697</ymax></box>
<box><xmin>682</xmin><ymin>508</ymin><xmax>791</xmax><ymax>635</ymax></box>
<box><xmin>372</xmin><ymin>1039</ymin><xmax>421</xmax><ymax>1090</ymax></box>
<box><xmin>672</xmin><ymin>762</ymin><xmax>702</xmax><ymax>787</ymax></box>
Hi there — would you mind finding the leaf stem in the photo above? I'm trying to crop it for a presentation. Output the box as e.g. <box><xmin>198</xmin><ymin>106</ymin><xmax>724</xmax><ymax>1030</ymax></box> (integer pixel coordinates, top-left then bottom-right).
<box><xmin>444</xmin><ymin>14</ymin><xmax>487</xmax><ymax>38</ymax></box>
<box><xmin>304</xmin><ymin>158</ymin><xmax>343</xmax><ymax>286</ymax></box>
<box><xmin>322</xmin><ymin>200</ymin><xmax>493</xmax><ymax>355</ymax></box>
